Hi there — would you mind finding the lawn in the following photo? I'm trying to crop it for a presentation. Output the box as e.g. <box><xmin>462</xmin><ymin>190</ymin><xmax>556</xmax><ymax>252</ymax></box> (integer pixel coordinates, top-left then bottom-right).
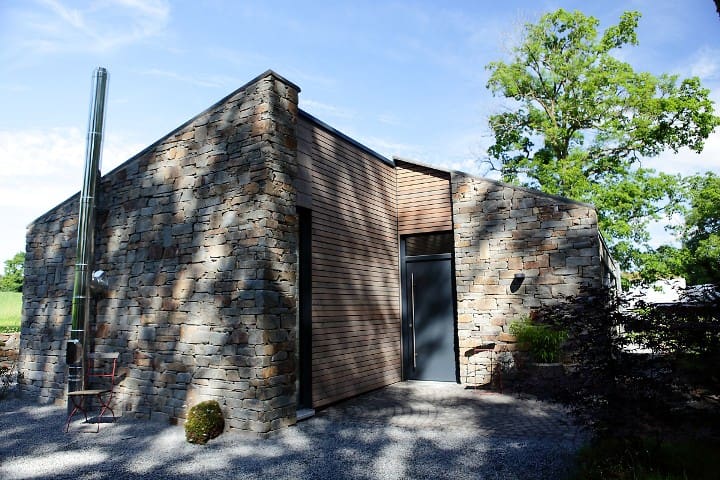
<box><xmin>0</xmin><ymin>292</ymin><xmax>22</xmax><ymax>333</ymax></box>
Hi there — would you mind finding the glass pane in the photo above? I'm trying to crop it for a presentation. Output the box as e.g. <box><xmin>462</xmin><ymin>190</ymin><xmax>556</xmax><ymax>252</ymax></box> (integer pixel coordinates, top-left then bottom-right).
<box><xmin>405</xmin><ymin>232</ymin><xmax>453</xmax><ymax>256</ymax></box>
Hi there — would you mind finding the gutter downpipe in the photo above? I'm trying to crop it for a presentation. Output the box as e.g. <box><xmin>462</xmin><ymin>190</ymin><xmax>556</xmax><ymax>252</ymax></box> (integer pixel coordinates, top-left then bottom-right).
<box><xmin>67</xmin><ymin>67</ymin><xmax>108</xmax><ymax>395</ymax></box>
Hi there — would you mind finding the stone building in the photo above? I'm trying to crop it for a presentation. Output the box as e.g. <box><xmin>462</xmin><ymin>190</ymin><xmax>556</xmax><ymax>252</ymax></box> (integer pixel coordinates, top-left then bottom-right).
<box><xmin>20</xmin><ymin>70</ymin><xmax>619</xmax><ymax>433</ymax></box>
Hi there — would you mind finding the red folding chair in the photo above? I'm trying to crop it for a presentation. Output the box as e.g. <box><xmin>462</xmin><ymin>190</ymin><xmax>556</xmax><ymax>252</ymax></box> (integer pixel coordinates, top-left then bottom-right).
<box><xmin>65</xmin><ymin>352</ymin><xmax>119</xmax><ymax>433</ymax></box>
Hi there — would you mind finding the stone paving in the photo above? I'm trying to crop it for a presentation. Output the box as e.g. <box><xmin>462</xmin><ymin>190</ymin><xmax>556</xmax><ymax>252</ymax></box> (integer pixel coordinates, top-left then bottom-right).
<box><xmin>318</xmin><ymin>381</ymin><xmax>586</xmax><ymax>441</ymax></box>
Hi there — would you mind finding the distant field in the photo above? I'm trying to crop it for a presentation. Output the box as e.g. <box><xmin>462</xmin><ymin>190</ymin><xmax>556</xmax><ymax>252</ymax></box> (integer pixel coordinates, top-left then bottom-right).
<box><xmin>0</xmin><ymin>292</ymin><xmax>22</xmax><ymax>333</ymax></box>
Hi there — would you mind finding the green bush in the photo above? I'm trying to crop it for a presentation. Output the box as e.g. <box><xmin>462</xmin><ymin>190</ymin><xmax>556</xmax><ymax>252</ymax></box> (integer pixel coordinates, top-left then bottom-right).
<box><xmin>510</xmin><ymin>316</ymin><xmax>567</xmax><ymax>363</ymax></box>
<box><xmin>185</xmin><ymin>400</ymin><xmax>224</xmax><ymax>444</ymax></box>
<box><xmin>0</xmin><ymin>292</ymin><xmax>22</xmax><ymax>333</ymax></box>
<box><xmin>572</xmin><ymin>436</ymin><xmax>720</xmax><ymax>480</ymax></box>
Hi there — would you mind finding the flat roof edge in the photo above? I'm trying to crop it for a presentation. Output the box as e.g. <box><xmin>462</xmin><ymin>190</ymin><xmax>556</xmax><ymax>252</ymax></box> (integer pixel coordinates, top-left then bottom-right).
<box><xmin>394</xmin><ymin>156</ymin><xmax>595</xmax><ymax>209</ymax></box>
<box><xmin>29</xmin><ymin>70</ymin><xmax>299</xmax><ymax>228</ymax></box>
<box><xmin>299</xmin><ymin>109</ymin><xmax>394</xmax><ymax>167</ymax></box>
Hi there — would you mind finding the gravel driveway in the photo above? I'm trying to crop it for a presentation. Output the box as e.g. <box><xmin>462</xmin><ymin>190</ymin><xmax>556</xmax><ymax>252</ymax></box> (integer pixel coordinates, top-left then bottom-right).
<box><xmin>0</xmin><ymin>382</ymin><xmax>587</xmax><ymax>479</ymax></box>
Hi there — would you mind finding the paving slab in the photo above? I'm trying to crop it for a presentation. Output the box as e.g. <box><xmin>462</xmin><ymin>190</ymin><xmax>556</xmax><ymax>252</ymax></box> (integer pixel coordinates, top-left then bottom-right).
<box><xmin>318</xmin><ymin>381</ymin><xmax>584</xmax><ymax>439</ymax></box>
<box><xmin>0</xmin><ymin>381</ymin><xmax>588</xmax><ymax>479</ymax></box>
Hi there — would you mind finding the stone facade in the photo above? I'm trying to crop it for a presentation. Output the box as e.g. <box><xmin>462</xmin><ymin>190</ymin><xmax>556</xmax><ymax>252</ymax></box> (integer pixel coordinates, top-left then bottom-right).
<box><xmin>452</xmin><ymin>173</ymin><xmax>603</xmax><ymax>385</ymax></box>
<box><xmin>19</xmin><ymin>69</ymin><xmax>617</xmax><ymax>432</ymax></box>
<box><xmin>21</xmin><ymin>71</ymin><xmax>299</xmax><ymax>433</ymax></box>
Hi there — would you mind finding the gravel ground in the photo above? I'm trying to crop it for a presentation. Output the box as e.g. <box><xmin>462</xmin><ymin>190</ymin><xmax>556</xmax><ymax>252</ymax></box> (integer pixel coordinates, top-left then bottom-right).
<box><xmin>0</xmin><ymin>385</ymin><xmax>587</xmax><ymax>480</ymax></box>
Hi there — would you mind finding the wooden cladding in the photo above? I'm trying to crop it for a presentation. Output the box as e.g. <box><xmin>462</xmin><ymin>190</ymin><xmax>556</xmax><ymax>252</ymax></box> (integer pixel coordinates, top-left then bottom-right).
<box><xmin>396</xmin><ymin>160</ymin><xmax>453</xmax><ymax>235</ymax></box>
<box><xmin>297</xmin><ymin>115</ymin><xmax>401</xmax><ymax>408</ymax></box>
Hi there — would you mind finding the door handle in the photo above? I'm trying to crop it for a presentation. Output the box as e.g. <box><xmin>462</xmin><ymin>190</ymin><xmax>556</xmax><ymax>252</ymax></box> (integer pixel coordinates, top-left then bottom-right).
<box><xmin>410</xmin><ymin>272</ymin><xmax>416</xmax><ymax>369</ymax></box>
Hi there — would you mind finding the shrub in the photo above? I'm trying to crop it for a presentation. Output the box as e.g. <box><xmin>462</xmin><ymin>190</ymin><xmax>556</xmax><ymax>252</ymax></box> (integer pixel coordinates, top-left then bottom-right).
<box><xmin>509</xmin><ymin>316</ymin><xmax>567</xmax><ymax>363</ymax></box>
<box><xmin>185</xmin><ymin>400</ymin><xmax>224</xmax><ymax>444</ymax></box>
<box><xmin>530</xmin><ymin>287</ymin><xmax>720</xmax><ymax>438</ymax></box>
<box><xmin>572</xmin><ymin>436</ymin><xmax>720</xmax><ymax>480</ymax></box>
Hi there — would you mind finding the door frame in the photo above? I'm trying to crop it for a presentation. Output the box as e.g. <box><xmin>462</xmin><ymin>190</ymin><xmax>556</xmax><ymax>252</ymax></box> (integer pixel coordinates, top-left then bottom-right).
<box><xmin>297</xmin><ymin>207</ymin><xmax>312</xmax><ymax>409</ymax></box>
<box><xmin>400</xmin><ymin>237</ymin><xmax>460</xmax><ymax>382</ymax></box>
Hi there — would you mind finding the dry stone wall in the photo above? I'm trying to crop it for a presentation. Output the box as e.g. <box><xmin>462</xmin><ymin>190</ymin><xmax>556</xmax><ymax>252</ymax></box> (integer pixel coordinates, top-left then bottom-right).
<box><xmin>21</xmin><ymin>71</ymin><xmax>300</xmax><ymax>434</ymax></box>
<box><xmin>452</xmin><ymin>173</ymin><xmax>601</xmax><ymax>385</ymax></box>
<box><xmin>0</xmin><ymin>333</ymin><xmax>19</xmax><ymax>366</ymax></box>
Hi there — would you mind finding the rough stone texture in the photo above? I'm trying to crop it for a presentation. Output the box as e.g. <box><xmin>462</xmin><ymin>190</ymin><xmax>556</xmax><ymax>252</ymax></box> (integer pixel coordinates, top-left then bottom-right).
<box><xmin>0</xmin><ymin>333</ymin><xmax>19</xmax><ymax>366</ymax></box>
<box><xmin>452</xmin><ymin>173</ymin><xmax>602</xmax><ymax>386</ymax></box>
<box><xmin>20</xmin><ymin>71</ymin><xmax>299</xmax><ymax>433</ymax></box>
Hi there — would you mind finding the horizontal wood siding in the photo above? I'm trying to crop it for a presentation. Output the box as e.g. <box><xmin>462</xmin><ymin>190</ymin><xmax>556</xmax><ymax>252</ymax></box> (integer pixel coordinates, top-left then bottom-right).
<box><xmin>396</xmin><ymin>161</ymin><xmax>453</xmax><ymax>235</ymax></box>
<box><xmin>297</xmin><ymin>116</ymin><xmax>401</xmax><ymax>408</ymax></box>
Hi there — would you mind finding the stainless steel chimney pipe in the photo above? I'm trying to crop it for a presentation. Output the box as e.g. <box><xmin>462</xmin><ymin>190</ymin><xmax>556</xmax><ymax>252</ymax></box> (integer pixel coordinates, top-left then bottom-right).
<box><xmin>68</xmin><ymin>67</ymin><xmax>108</xmax><ymax>393</ymax></box>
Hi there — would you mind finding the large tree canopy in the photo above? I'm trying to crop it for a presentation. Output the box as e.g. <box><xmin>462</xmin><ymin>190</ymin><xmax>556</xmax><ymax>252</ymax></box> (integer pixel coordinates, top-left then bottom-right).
<box><xmin>484</xmin><ymin>9</ymin><xmax>719</xmax><ymax>269</ymax></box>
<box><xmin>0</xmin><ymin>252</ymin><xmax>25</xmax><ymax>292</ymax></box>
<box><xmin>638</xmin><ymin>172</ymin><xmax>720</xmax><ymax>285</ymax></box>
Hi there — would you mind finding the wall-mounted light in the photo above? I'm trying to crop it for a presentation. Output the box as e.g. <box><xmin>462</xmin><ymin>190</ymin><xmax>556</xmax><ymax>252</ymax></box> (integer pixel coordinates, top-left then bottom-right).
<box><xmin>510</xmin><ymin>272</ymin><xmax>526</xmax><ymax>293</ymax></box>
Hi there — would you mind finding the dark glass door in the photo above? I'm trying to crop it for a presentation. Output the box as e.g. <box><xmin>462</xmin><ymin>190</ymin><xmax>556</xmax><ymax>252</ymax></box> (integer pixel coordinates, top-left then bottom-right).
<box><xmin>404</xmin><ymin>257</ymin><xmax>456</xmax><ymax>381</ymax></box>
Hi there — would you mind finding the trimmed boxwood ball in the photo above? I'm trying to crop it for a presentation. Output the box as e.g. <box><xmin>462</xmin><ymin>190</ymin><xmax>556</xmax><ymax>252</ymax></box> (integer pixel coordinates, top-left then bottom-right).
<box><xmin>185</xmin><ymin>400</ymin><xmax>225</xmax><ymax>444</ymax></box>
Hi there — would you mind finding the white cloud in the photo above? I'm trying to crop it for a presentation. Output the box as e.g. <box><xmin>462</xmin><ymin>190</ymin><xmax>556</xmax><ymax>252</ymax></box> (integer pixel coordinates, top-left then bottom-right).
<box><xmin>688</xmin><ymin>47</ymin><xmax>720</xmax><ymax>81</ymax></box>
<box><xmin>301</xmin><ymin>99</ymin><xmax>355</xmax><ymax>120</ymax></box>
<box><xmin>139</xmin><ymin>69</ymin><xmax>236</xmax><ymax>89</ymax></box>
<box><xmin>0</xmin><ymin>127</ymin><xmax>143</xmax><ymax>261</ymax></box>
<box><xmin>377</xmin><ymin>113</ymin><xmax>402</xmax><ymax>126</ymax></box>
<box><xmin>17</xmin><ymin>0</ymin><xmax>170</xmax><ymax>54</ymax></box>
<box><xmin>364</xmin><ymin>136</ymin><xmax>425</xmax><ymax>160</ymax></box>
<box><xmin>648</xmin><ymin>132</ymin><xmax>720</xmax><ymax>176</ymax></box>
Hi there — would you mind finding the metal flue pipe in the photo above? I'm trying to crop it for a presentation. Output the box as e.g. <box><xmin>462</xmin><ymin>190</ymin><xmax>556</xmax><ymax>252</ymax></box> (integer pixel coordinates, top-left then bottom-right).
<box><xmin>68</xmin><ymin>67</ymin><xmax>108</xmax><ymax>393</ymax></box>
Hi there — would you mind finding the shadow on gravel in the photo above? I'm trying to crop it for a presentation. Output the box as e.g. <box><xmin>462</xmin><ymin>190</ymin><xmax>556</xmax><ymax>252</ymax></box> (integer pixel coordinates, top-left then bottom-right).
<box><xmin>0</xmin><ymin>383</ymin><xmax>586</xmax><ymax>480</ymax></box>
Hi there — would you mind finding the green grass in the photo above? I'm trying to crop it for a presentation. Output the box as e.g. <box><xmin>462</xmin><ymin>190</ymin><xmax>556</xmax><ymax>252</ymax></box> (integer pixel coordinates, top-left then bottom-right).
<box><xmin>0</xmin><ymin>292</ymin><xmax>22</xmax><ymax>333</ymax></box>
<box><xmin>571</xmin><ymin>436</ymin><xmax>720</xmax><ymax>480</ymax></box>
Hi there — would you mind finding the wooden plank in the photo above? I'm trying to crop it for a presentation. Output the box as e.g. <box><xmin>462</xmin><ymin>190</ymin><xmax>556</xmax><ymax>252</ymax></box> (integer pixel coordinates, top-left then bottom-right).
<box><xmin>311</xmin><ymin>314</ymin><xmax>399</xmax><ymax>325</ymax></box>
<box><xmin>312</xmin><ymin>196</ymin><xmax>396</xmax><ymax>226</ymax></box>
<box><xmin>313</xmin><ymin>321</ymin><xmax>401</xmax><ymax>336</ymax></box>
<box><xmin>298</xmin><ymin>116</ymin><xmax>405</xmax><ymax>409</ymax></box>
<box><xmin>398</xmin><ymin>219</ymin><xmax>453</xmax><ymax>230</ymax></box>
<box><xmin>397</xmin><ymin>195</ymin><xmax>451</xmax><ymax>205</ymax></box>
<box><xmin>312</xmin><ymin>317</ymin><xmax>398</xmax><ymax>327</ymax></box>
<box><xmin>311</xmin><ymin>306</ymin><xmax>399</xmax><ymax>317</ymax></box>
<box><xmin>312</xmin><ymin>297</ymin><xmax>396</xmax><ymax>311</ymax></box>
<box><xmin>312</xmin><ymin>358</ymin><xmax>402</xmax><ymax>383</ymax></box>
<box><xmin>313</xmin><ymin>215</ymin><xmax>397</xmax><ymax>242</ymax></box>
<box><xmin>311</xmin><ymin>242</ymin><xmax>397</xmax><ymax>264</ymax></box>
<box><xmin>397</xmin><ymin>171</ymin><xmax>449</xmax><ymax>182</ymax></box>
<box><xmin>312</xmin><ymin>269</ymin><xmax>398</xmax><ymax>284</ymax></box>
<box><xmin>312</xmin><ymin>282</ymin><xmax>398</xmax><ymax>294</ymax></box>
<box><xmin>396</xmin><ymin>177</ymin><xmax>450</xmax><ymax>188</ymax></box>
<box><xmin>312</xmin><ymin>338</ymin><xmax>399</xmax><ymax>357</ymax></box>
<box><xmin>308</xmin><ymin>124</ymin><xmax>395</xmax><ymax>174</ymax></box>
<box><xmin>311</xmin><ymin>157</ymin><xmax>397</xmax><ymax>197</ymax></box>
<box><xmin>398</xmin><ymin>212</ymin><xmax>453</xmax><ymax>223</ymax></box>
<box><xmin>312</xmin><ymin>257</ymin><xmax>397</xmax><ymax>276</ymax></box>
<box><xmin>312</xmin><ymin>230</ymin><xmax>398</xmax><ymax>255</ymax></box>
<box><xmin>307</xmin><ymin>128</ymin><xmax>397</xmax><ymax>183</ymax></box>
<box><xmin>310</xmin><ymin>149</ymin><xmax>396</xmax><ymax>190</ymax></box>
<box><xmin>398</xmin><ymin>207</ymin><xmax>452</xmax><ymax>218</ymax></box>
<box><xmin>313</xmin><ymin>356</ymin><xmax>401</xmax><ymax>381</ymax></box>
<box><xmin>311</xmin><ymin>181</ymin><xmax>396</xmax><ymax>219</ymax></box>
<box><xmin>313</xmin><ymin>334</ymin><xmax>401</xmax><ymax>351</ymax></box>
<box><xmin>312</xmin><ymin>348</ymin><xmax>402</xmax><ymax>368</ymax></box>
<box><xmin>312</xmin><ymin>371</ymin><xmax>402</xmax><ymax>408</ymax></box>
<box><xmin>396</xmin><ymin>163</ymin><xmax>453</xmax><ymax>236</ymax></box>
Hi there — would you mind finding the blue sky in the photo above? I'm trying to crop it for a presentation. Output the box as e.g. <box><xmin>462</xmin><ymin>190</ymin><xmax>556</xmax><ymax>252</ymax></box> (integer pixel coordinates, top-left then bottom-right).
<box><xmin>1</xmin><ymin>0</ymin><xmax>719</xmax><ymax>264</ymax></box>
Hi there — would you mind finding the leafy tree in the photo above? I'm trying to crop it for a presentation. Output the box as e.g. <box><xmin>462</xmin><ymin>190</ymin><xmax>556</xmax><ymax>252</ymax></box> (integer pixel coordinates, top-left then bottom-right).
<box><xmin>636</xmin><ymin>244</ymin><xmax>688</xmax><ymax>284</ymax></box>
<box><xmin>638</xmin><ymin>173</ymin><xmax>720</xmax><ymax>285</ymax></box>
<box><xmin>0</xmin><ymin>252</ymin><xmax>25</xmax><ymax>292</ymax></box>
<box><xmin>484</xmin><ymin>9</ymin><xmax>719</xmax><ymax>269</ymax></box>
<box><xmin>678</xmin><ymin>173</ymin><xmax>719</xmax><ymax>284</ymax></box>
